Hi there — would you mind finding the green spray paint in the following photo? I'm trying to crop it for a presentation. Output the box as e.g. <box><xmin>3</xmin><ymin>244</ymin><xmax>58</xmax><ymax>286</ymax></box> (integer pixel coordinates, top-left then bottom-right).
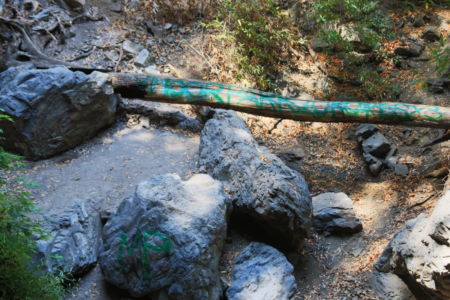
<box><xmin>117</xmin><ymin>229</ymin><xmax>172</xmax><ymax>280</ymax></box>
<box><xmin>134</xmin><ymin>75</ymin><xmax>444</xmax><ymax>122</ymax></box>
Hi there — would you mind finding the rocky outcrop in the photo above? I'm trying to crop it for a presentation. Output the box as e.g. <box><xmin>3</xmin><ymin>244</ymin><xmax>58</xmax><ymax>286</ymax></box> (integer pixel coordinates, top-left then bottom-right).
<box><xmin>99</xmin><ymin>174</ymin><xmax>230</xmax><ymax>298</ymax></box>
<box><xmin>0</xmin><ymin>66</ymin><xmax>118</xmax><ymax>160</ymax></box>
<box><xmin>226</xmin><ymin>242</ymin><xmax>297</xmax><ymax>300</ymax></box>
<box><xmin>36</xmin><ymin>199</ymin><xmax>102</xmax><ymax>277</ymax></box>
<box><xmin>374</xmin><ymin>183</ymin><xmax>450</xmax><ymax>299</ymax></box>
<box><xmin>312</xmin><ymin>192</ymin><xmax>362</xmax><ymax>235</ymax></box>
<box><xmin>356</xmin><ymin>124</ymin><xmax>408</xmax><ymax>176</ymax></box>
<box><xmin>199</xmin><ymin>110</ymin><xmax>312</xmax><ymax>252</ymax></box>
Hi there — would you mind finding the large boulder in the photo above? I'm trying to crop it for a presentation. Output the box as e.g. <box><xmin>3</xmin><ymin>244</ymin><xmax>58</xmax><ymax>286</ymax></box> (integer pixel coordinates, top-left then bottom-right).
<box><xmin>226</xmin><ymin>242</ymin><xmax>297</xmax><ymax>300</ymax></box>
<box><xmin>99</xmin><ymin>174</ymin><xmax>230</xmax><ymax>298</ymax></box>
<box><xmin>375</xmin><ymin>183</ymin><xmax>450</xmax><ymax>299</ymax></box>
<box><xmin>199</xmin><ymin>110</ymin><xmax>311</xmax><ymax>252</ymax></box>
<box><xmin>0</xmin><ymin>66</ymin><xmax>118</xmax><ymax>160</ymax></box>
<box><xmin>36</xmin><ymin>199</ymin><xmax>102</xmax><ymax>277</ymax></box>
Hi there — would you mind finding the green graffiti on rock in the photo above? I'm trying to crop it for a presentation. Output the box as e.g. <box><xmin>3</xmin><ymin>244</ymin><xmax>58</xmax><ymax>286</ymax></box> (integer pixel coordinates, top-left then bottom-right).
<box><xmin>117</xmin><ymin>229</ymin><xmax>172</xmax><ymax>280</ymax></box>
<box><xmin>134</xmin><ymin>75</ymin><xmax>444</xmax><ymax>122</ymax></box>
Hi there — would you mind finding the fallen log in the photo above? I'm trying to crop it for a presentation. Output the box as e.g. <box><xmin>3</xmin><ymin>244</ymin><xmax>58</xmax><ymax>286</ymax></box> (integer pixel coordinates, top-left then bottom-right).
<box><xmin>110</xmin><ymin>73</ymin><xmax>450</xmax><ymax>129</ymax></box>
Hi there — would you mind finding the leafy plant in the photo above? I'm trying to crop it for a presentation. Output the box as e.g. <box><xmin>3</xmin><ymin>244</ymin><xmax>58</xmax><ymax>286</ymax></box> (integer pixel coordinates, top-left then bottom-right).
<box><xmin>211</xmin><ymin>0</ymin><xmax>296</xmax><ymax>90</ymax></box>
<box><xmin>429</xmin><ymin>36</ymin><xmax>450</xmax><ymax>77</ymax></box>
<box><xmin>0</xmin><ymin>112</ymin><xmax>63</xmax><ymax>300</ymax></box>
<box><xmin>357</xmin><ymin>68</ymin><xmax>399</xmax><ymax>99</ymax></box>
<box><xmin>313</xmin><ymin>0</ymin><xmax>392</xmax><ymax>53</ymax></box>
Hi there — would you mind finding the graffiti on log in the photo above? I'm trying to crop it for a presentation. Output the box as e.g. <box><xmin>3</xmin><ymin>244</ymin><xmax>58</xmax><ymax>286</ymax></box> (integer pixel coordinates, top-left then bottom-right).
<box><xmin>134</xmin><ymin>74</ymin><xmax>444</xmax><ymax>122</ymax></box>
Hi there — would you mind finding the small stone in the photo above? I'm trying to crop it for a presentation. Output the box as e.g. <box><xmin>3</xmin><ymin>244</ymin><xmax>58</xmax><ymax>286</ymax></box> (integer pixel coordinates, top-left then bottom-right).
<box><xmin>134</xmin><ymin>49</ymin><xmax>150</xmax><ymax>67</ymax></box>
<box><xmin>369</xmin><ymin>160</ymin><xmax>383</xmax><ymax>176</ymax></box>
<box><xmin>362</xmin><ymin>132</ymin><xmax>392</xmax><ymax>158</ymax></box>
<box><xmin>64</xmin><ymin>0</ymin><xmax>85</xmax><ymax>10</ymax></box>
<box><xmin>312</xmin><ymin>192</ymin><xmax>363</xmax><ymax>235</ymax></box>
<box><xmin>164</xmin><ymin>23</ymin><xmax>172</xmax><ymax>30</ymax></box>
<box><xmin>110</xmin><ymin>2</ymin><xmax>122</xmax><ymax>12</ymax></box>
<box><xmin>105</xmin><ymin>50</ymin><xmax>120</xmax><ymax>62</ymax></box>
<box><xmin>144</xmin><ymin>65</ymin><xmax>161</xmax><ymax>75</ymax></box>
<box><xmin>167</xmin><ymin>36</ymin><xmax>175</xmax><ymax>43</ymax></box>
<box><xmin>422</xmin><ymin>26</ymin><xmax>441</xmax><ymax>42</ymax></box>
<box><xmin>122</xmin><ymin>39</ymin><xmax>144</xmax><ymax>55</ymax></box>
<box><xmin>178</xmin><ymin>27</ymin><xmax>186</xmax><ymax>34</ymax></box>
<box><xmin>395</xmin><ymin>59</ymin><xmax>411</xmax><ymax>70</ymax></box>
<box><xmin>311</xmin><ymin>37</ymin><xmax>329</xmax><ymax>52</ymax></box>
<box><xmin>24</xmin><ymin>0</ymin><xmax>39</xmax><ymax>11</ymax></box>
<box><xmin>413</xmin><ymin>13</ymin><xmax>425</xmax><ymax>27</ymax></box>
<box><xmin>355</xmin><ymin>124</ymin><xmax>378</xmax><ymax>142</ymax></box>
<box><xmin>394</xmin><ymin>163</ymin><xmax>409</xmax><ymax>176</ymax></box>
<box><xmin>395</xmin><ymin>20</ymin><xmax>405</xmax><ymax>28</ymax></box>
<box><xmin>427</xmin><ymin>77</ymin><xmax>450</xmax><ymax>94</ymax></box>
<box><xmin>394</xmin><ymin>43</ymin><xmax>424</xmax><ymax>57</ymax></box>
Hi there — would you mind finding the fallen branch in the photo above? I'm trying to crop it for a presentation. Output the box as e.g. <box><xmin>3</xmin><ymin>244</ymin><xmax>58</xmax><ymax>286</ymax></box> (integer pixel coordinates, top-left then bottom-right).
<box><xmin>110</xmin><ymin>73</ymin><xmax>450</xmax><ymax>129</ymax></box>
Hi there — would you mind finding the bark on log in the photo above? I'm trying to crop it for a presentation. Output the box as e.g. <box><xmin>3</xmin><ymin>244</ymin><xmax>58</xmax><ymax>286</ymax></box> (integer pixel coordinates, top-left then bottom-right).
<box><xmin>110</xmin><ymin>73</ymin><xmax>450</xmax><ymax>129</ymax></box>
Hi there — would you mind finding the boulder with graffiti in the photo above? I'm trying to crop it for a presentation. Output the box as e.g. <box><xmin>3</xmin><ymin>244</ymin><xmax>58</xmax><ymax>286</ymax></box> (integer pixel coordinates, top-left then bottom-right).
<box><xmin>99</xmin><ymin>174</ymin><xmax>231</xmax><ymax>298</ymax></box>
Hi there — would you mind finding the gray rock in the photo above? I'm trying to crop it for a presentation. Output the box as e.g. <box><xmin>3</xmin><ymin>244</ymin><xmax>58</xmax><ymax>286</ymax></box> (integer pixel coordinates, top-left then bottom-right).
<box><xmin>199</xmin><ymin>110</ymin><xmax>311</xmax><ymax>252</ymax></box>
<box><xmin>0</xmin><ymin>0</ymin><xmax>4</xmax><ymax>14</ymax></box>
<box><xmin>394</xmin><ymin>43</ymin><xmax>424</xmax><ymax>57</ymax></box>
<box><xmin>375</xmin><ymin>184</ymin><xmax>450</xmax><ymax>299</ymax></box>
<box><xmin>36</xmin><ymin>199</ymin><xmax>101</xmax><ymax>277</ymax></box>
<box><xmin>226</xmin><ymin>242</ymin><xmax>297</xmax><ymax>300</ymax></box>
<box><xmin>427</xmin><ymin>77</ymin><xmax>450</xmax><ymax>94</ymax></box>
<box><xmin>120</xmin><ymin>99</ymin><xmax>202</xmax><ymax>132</ymax></box>
<box><xmin>122</xmin><ymin>39</ymin><xmax>144</xmax><ymax>55</ymax></box>
<box><xmin>362</xmin><ymin>132</ymin><xmax>392</xmax><ymax>158</ymax></box>
<box><xmin>371</xmin><ymin>271</ymin><xmax>416</xmax><ymax>300</ymax></box>
<box><xmin>355</xmin><ymin>124</ymin><xmax>379</xmax><ymax>142</ymax></box>
<box><xmin>312</xmin><ymin>192</ymin><xmax>362</xmax><ymax>235</ymax></box>
<box><xmin>419</xmin><ymin>141</ymin><xmax>450</xmax><ymax>178</ymax></box>
<box><xmin>395</xmin><ymin>59</ymin><xmax>412</xmax><ymax>70</ymax></box>
<box><xmin>64</xmin><ymin>0</ymin><xmax>85</xmax><ymax>10</ymax></box>
<box><xmin>311</xmin><ymin>36</ymin><xmax>329</xmax><ymax>52</ymax></box>
<box><xmin>339</xmin><ymin>25</ymin><xmax>361</xmax><ymax>44</ymax></box>
<box><xmin>422</xmin><ymin>26</ymin><xmax>441</xmax><ymax>42</ymax></box>
<box><xmin>0</xmin><ymin>67</ymin><xmax>118</xmax><ymax>160</ymax></box>
<box><xmin>134</xmin><ymin>49</ymin><xmax>150</xmax><ymax>67</ymax></box>
<box><xmin>144</xmin><ymin>64</ymin><xmax>161</xmax><ymax>75</ymax></box>
<box><xmin>413</xmin><ymin>13</ymin><xmax>425</xmax><ymax>27</ymax></box>
<box><xmin>355</xmin><ymin>124</ymin><xmax>406</xmax><ymax>176</ymax></box>
<box><xmin>99</xmin><ymin>174</ymin><xmax>230</xmax><ymax>298</ymax></box>
<box><xmin>110</xmin><ymin>1</ymin><xmax>122</xmax><ymax>12</ymax></box>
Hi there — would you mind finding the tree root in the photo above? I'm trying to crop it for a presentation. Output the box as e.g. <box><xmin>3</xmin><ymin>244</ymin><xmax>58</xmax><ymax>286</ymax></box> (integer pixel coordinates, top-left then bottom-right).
<box><xmin>0</xmin><ymin>16</ymin><xmax>107</xmax><ymax>72</ymax></box>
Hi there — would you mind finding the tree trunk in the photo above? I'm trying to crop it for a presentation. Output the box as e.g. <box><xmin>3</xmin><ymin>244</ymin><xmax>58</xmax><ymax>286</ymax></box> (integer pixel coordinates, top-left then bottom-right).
<box><xmin>110</xmin><ymin>73</ymin><xmax>450</xmax><ymax>129</ymax></box>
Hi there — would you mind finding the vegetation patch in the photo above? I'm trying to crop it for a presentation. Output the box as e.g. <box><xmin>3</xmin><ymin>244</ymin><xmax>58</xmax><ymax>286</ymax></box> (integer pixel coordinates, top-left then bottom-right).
<box><xmin>206</xmin><ymin>0</ymin><xmax>299</xmax><ymax>91</ymax></box>
<box><xmin>0</xmin><ymin>112</ymin><xmax>64</xmax><ymax>300</ymax></box>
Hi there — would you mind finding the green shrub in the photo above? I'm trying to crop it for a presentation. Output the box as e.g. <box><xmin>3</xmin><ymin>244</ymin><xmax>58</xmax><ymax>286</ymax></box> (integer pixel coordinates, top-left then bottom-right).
<box><xmin>0</xmin><ymin>112</ymin><xmax>63</xmax><ymax>300</ymax></box>
<box><xmin>429</xmin><ymin>37</ymin><xmax>450</xmax><ymax>77</ymax></box>
<box><xmin>357</xmin><ymin>68</ymin><xmax>399</xmax><ymax>99</ymax></box>
<box><xmin>313</xmin><ymin>0</ymin><xmax>392</xmax><ymax>53</ymax></box>
<box><xmin>211</xmin><ymin>0</ymin><xmax>295</xmax><ymax>90</ymax></box>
